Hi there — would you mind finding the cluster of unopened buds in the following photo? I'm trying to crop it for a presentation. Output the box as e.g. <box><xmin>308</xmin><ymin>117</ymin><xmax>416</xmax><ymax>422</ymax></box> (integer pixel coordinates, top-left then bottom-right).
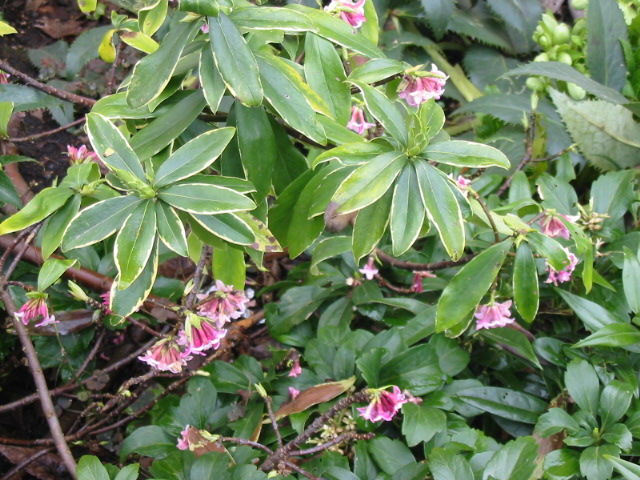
<box><xmin>358</xmin><ymin>386</ymin><xmax>421</xmax><ymax>422</ymax></box>
<box><xmin>138</xmin><ymin>280</ymin><xmax>250</xmax><ymax>373</ymax></box>
<box><xmin>66</xmin><ymin>144</ymin><xmax>99</xmax><ymax>164</ymax></box>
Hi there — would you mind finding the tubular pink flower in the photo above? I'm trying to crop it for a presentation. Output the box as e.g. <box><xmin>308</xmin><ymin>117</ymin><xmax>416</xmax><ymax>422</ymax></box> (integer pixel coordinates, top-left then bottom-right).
<box><xmin>100</xmin><ymin>292</ymin><xmax>111</xmax><ymax>314</ymax></box>
<box><xmin>474</xmin><ymin>300</ymin><xmax>515</xmax><ymax>330</ymax></box>
<box><xmin>177</xmin><ymin>425</ymin><xmax>191</xmax><ymax>450</ymax></box>
<box><xmin>357</xmin><ymin>386</ymin><xmax>407</xmax><ymax>422</ymax></box>
<box><xmin>288</xmin><ymin>358</ymin><xmax>302</xmax><ymax>377</ymax></box>
<box><xmin>457</xmin><ymin>175</ymin><xmax>471</xmax><ymax>188</ymax></box>
<box><xmin>15</xmin><ymin>293</ymin><xmax>57</xmax><ymax>327</ymax></box>
<box><xmin>347</xmin><ymin>106</ymin><xmax>376</xmax><ymax>135</ymax></box>
<box><xmin>545</xmin><ymin>250</ymin><xmax>578</xmax><ymax>286</ymax></box>
<box><xmin>139</xmin><ymin>338</ymin><xmax>186</xmax><ymax>373</ymax></box>
<box><xmin>359</xmin><ymin>257</ymin><xmax>378</xmax><ymax>280</ymax></box>
<box><xmin>410</xmin><ymin>271</ymin><xmax>436</xmax><ymax>293</ymax></box>
<box><xmin>197</xmin><ymin>280</ymin><xmax>250</xmax><ymax>328</ymax></box>
<box><xmin>200</xmin><ymin>24</ymin><xmax>209</xmax><ymax>34</ymax></box>
<box><xmin>398</xmin><ymin>65</ymin><xmax>448</xmax><ymax>107</ymax></box>
<box><xmin>539</xmin><ymin>212</ymin><xmax>580</xmax><ymax>240</ymax></box>
<box><xmin>0</xmin><ymin>71</ymin><xmax>10</xmax><ymax>84</ymax></box>
<box><xmin>179</xmin><ymin>313</ymin><xmax>226</xmax><ymax>356</ymax></box>
<box><xmin>289</xmin><ymin>387</ymin><xmax>300</xmax><ymax>400</ymax></box>
<box><xmin>324</xmin><ymin>0</ymin><xmax>367</xmax><ymax>28</ymax></box>
<box><xmin>66</xmin><ymin>144</ymin><xmax>99</xmax><ymax>164</ymax></box>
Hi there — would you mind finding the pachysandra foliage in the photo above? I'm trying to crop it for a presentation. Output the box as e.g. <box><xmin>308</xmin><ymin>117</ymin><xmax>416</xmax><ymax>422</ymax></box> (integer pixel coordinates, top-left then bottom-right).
<box><xmin>1</xmin><ymin>0</ymin><xmax>640</xmax><ymax>478</ymax></box>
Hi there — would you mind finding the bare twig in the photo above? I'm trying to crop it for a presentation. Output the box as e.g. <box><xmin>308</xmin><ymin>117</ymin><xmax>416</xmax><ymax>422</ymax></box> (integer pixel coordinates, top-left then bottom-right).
<box><xmin>0</xmin><ymin>60</ymin><xmax>96</xmax><ymax>108</ymax></box>
<box><xmin>265</xmin><ymin>396</ymin><xmax>283</xmax><ymax>448</ymax></box>
<box><xmin>0</xmin><ymin>447</ymin><xmax>54</xmax><ymax>480</ymax></box>
<box><xmin>290</xmin><ymin>432</ymin><xmax>375</xmax><ymax>456</ymax></box>
<box><xmin>186</xmin><ymin>245</ymin><xmax>211</xmax><ymax>308</ymax></box>
<box><xmin>470</xmin><ymin>191</ymin><xmax>500</xmax><ymax>243</ymax></box>
<box><xmin>375</xmin><ymin>248</ymin><xmax>479</xmax><ymax>271</ymax></box>
<box><xmin>4</xmin><ymin>117</ymin><xmax>86</xmax><ymax>143</ymax></box>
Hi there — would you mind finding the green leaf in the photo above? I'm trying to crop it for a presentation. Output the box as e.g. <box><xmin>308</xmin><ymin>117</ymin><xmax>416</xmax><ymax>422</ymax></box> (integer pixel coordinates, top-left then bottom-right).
<box><xmin>0</xmin><ymin>20</ymin><xmax>18</xmax><ymax>35</ymax></box>
<box><xmin>422</xmin><ymin>140</ymin><xmax>510</xmax><ymax>169</ymax></box>
<box><xmin>127</xmin><ymin>18</ymin><xmax>199</xmax><ymax>108</ymax></box>
<box><xmin>120</xmin><ymin>30</ymin><xmax>159</xmax><ymax>54</ymax></box>
<box><xmin>481</xmin><ymin>327</ymin><xmax>541</xmax><ymax>369</ymax></box>
<box><xmin>483</xmin><ymin>436</ymin><xmax>540</xmax><ymax>480</ymax></box>
<box><xmin>513</xmin><ymin>243</ymin><xmax>538</xmax><ymax>323</ymax></box>
<box><xmin>503</xmin><ymin>62</ymin><xmax>628</xmax><ymax>104</ymax></box>
<box><xmin>311</xmin><ymin>236</ymin><xmax>352</xmax><ymax>273</ymax></box>
<box><xmin>401</xmin><ymin>403</ymin><xmax>446</xmax><ymax>446</ymax></box>
<box><xmin>230</xmin><ymin>6</ymin><xmax>315</xmax><ymax>32</ymax></box>
<box><xmin>606</xmin><ymin>455</ymin><xmax>640</xmax><ymax>480</ymax></box>
<box><xmin>155</xmin><ymin>202</ymin><xmax>188</xmax><ymax>256</ymax></box>
<box><xmin>234</xmin><ymin>212</ymin><xmax>281</xmax><ymax>252</ymax></box>
<box><xmin>390</xmin><ymin>164</ymin><xmax>424</xmax><ymax>256</ymax></box>
<box><xmin>313</xmin><ymin>140</ymin><xmax>393</xmax><ymax>168</ymax></box>
<box><xmin>173</xmin><ymin>377</ymin><xmax>219</xmax><ymax>429</ymax></box>
<box><xmin>0</xmin><ymin>101</ymin><xmax>12</xmax><ymax>137</ymax></box>
<box><xmin>304</xmin><ymin>33</ymin><xmax>350</xmax><ymax>125</ymax></box>
<box><xmin>153</xmin><ymin>127</ymin><xmax>235</xmax><ymax>187</ymax></box>
<box><xmin>623</xmin><ymin>248</ymin><xmax>640</xmax><ymax>314</ymax></box>
<box><xmin>139</xmin><ymin>0</ymin><xmax>167</xmax><ymax>37</ymax></box>
<box><xmin>535</xmin><ymin>408</ymin><xmax>580</xmax><ymax>437</ymax></box>
<box><xmin>77</xmin><ymin>455</ymin><xmax>110</xmax><ymax>480</ymax></box>
<box><xmin>348</xmin><ymin>58</ymin><xmax>405</xmax><ymax>84</ymax></box>
<box><xmin>114</xmin><ymin>464</ymin><xmax>140</xmax><ymax>480</ymax></box>
<box><xmin>286</xmin><ymin>4</ymin><xmax>383</xmax><ymax>59</ymax></box>
<box><xmin>580</xmin><ymin>445</ymin><xmax>620</xmax><ymax>480</ymax></box>
<box><xmin>332</xmin><ymin>151</ymin><xmax>406</xmax><ymax>215</ymax></box>
<box><xmin>62</xmin><ymin>196</ymin><xmax>142</xmax><ymax>250</ymax></box>
<box><xmin>179</xmin><ymin>0</ymin><xmax>218</xmax><ymax>16</ymax></box>
<box><xmin>38</xmin><ymin>258</ymin><xmax>77</xmax><ymax>292</ymax></box>
<box><xmin>415</xmin><ymin>161</ymin><xmax>465</xmax><ymax>260</ymax></box>
<box><xmin>115</xmin><ymin>201</ymin><xmax>156</xmax><ymax>289</ymax></box>
<box><xmin>110</xmin><ymin>238</ymin><xmax>159</xmax><ymax>317</ymax></box>
<box><xmin>436</xmin><ymin>240</ymin><xmax>513</xmax><ymax>333</ymax></box>
<box><xmin>158</xmin><ymin>183</ymin><xmax>255</xmax><ymax>214</ymax></box>
<box><xmin>565</xmin><ymin>359</ymin><xmax>600</xmax><ymax>415</ymax></box>
<box><xmin>573</xmin><ymin>323</ymin><xmax>640</xmax><ymax>349</ymax></box>
<box><xmin>586</xmin><ymin>0</ymin><xmax>627</xmax><ymax>91</ymax></box>
<box><xmin>129</xmin><ymin>90</ymin><xmax>207</xmax><ymax>161</ymax></box>
<box><xmin>235</xmin><ymin>104</ymin><xmax>275</xmax><ymax>201</ymax></box>
<box><xmin>120</xmin><ymin>425</ymin><xmax>175</xmax><ymax>461</ymax></box>
<box><xmin>209</xmin><ymin>13</ymin><xmax>263</xmax><ymax>107</ymax></box>
<box><xmin>428</xmin><ymin>449</ymin><xmax>474</xmax><ymax>480</ymax></box>
<box><xmin>350</xmin><ymin>80</ymin><xmax>408</xmax><ymax>146</ymax></box>
<box><xmin>367</xmin><ymin>438</ymin><xmax>415</xmax><ymax>476</ymax></box>
<box><xmin>191</xmin><ymin>213</ymin><xmax>254</xmax><ymax>246</ymax></box>
<box><xmin>0</xmin><ymin>186</ymin><xmax>74</xmax><ymax>235</ymax></box>
<box><xmin>86</xmin><ymin>113</ymin><xmax>146</xmax><ymax>180</ymax></box>
<box><xmin>213</xmin><ymin>245</ymin><xmax>245</xmax><ymax>290</ymax></box>
<box><xmin>39</xmin><ymin>194</ymin><xmax>80</xmax><ymax>259</ymax></box>
<box><xmin>0</xmin><ymin>169</ymin><xmax>21</xmax><ymax>209</ymax></box>
<box><xmin>378</xmin><ymin>344</ymin><xmax>444</xmax><ymax>395</ymax></box>
<box><xmin>419</xmin><ymin>0</ymin><xmax>453</xmax><ymax>38</ymax></box>
<box><xmin>256</xmin><ymin>51</ymin><xmax>328</xmax><ymax>144</ymax></box>
<box><xmin>600</xmin><ymin>380</ymin><xmax>633</xmax><ymax>430</ymax></box>
<box><xmin>550</xmin><ymin>89</ymin><xmax>640</xmax><ymax>170</ymax></box>
<box><xmin>352</xmin><ymin>189</ymin><xmax>393</xmax><ymax>262</ymax></box>
<box><xmin>456</xmin><ymin>387</ymin><xmax>547</xmax><ymax>423</ymax></box>
<box><xmin>199</xmin><ymin>47</ymin><xmax>225</xmax><ymax>114</ymax></box>
<box><xmin>526</xmin><ymin>231</ymin><xmax>569</xmax><ymax>272</ymax></box>
<box><xmin>556</xmin><ymin>289</ymin><xmax>626</xmax><ymax>331</ymax></box>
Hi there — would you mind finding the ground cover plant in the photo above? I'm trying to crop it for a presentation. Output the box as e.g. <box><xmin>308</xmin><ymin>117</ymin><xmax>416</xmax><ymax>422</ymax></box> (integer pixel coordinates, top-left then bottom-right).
<box><xmin>0</xmin><ymin>0</ymin><xmax>639</xmax><ymax>478</ymax></box>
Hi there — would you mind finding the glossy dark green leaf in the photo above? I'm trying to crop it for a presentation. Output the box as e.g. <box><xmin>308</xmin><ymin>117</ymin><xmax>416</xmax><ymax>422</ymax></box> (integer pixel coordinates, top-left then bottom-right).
<box><xmin>86</xmin><ymin>113</ymin><xmax>146</xmax><ymax>180</ymax></box>
<box><xmin>606</xmin><ymin>455</ymin><xmax>640</xmax><ymax>480</ymax></box>
<box><xmin>622</xmin><ymin>247</ymin><xmax>640</xmax><ymax>314</ymax></box>
<box><xmin>209</xmin><ymin>13</ymin><xmax>263</xmax><ymax>106</ymax></box>
<box><xmin>428</xmin><ymin>449</ymin><xmax>474</xmax><ymax>480</ymax></box>
<box><xmin>600</xmin><ymin>380</ymin><xmax>633</xmax><ymax>430</ymax></box>
<box><xmin>158</xmin><ymin>183</ymin><xmax>255</xmax><ymax>214</ymax></box>
<box><xmin>415</xmin><ymin>161</ymin><xmax>465</xmax><ymax>260</ymax></box>
<box><xmin>332</xmin><ymin>151</ymin><xmax>406</xmax><ymax>214</ymax></box>
<box><xmin>526</xmin><ymin>231</ymin><xmax>569</xmax><ymax>272</ymax></box>
<box><xmin>256</xmin><ymin>51</ymin><xmax>328</xmax><ymax>144</ymax></box>
<box><xmin>367</xmin><ymin>438</ymin><xmax>415</xmax><ymax>476</ymax></box>
<box><xmin>556</xmin><ymin>289</ymin><xmax>626</xmax><ymax>331</ymax></box>
<box><xmin>230</xmin><ymin>6</ymin><xmax>315</xmax><ymax>32</ymax></box>
<box><xmin>422</xmin><ymin>140</ymin><xmax>510</xmax><ymax>169</ymax></box>
<box><xmin>535</xmin><ymin>408</ymin><xmax>580</xmax><ymax>437</ymax></box>
<box><xmin>153</xmin><ymin>127</ymin><xmax>235</xmax><ymax>187</ymax></box>
<box><xmin>378</xmin><ymin>344</ymin><xmax>444</xmax><ymax>395</ymax></box>
<box><xmin>286</xmin><ymin>4</ymin><xmax>383</xmax><ymax>58</ymax></box>
<box><xmin>77</xmin><ymin>456</ymin><xmax>110</xmax><ymax>480</ymax></box>
<box><xmin>401</xmin><ymin>403</ymin><xmax>446</xmax><ymax>446</ymax></box>
<box><xmin>565</xmin><ymin>359</ymin><xmax>600</xmax><ymax>415</ymax></box>
<box><xmin>352</xmin><ymin>189</ymin><xmax>393</xmax><ymax>262</ymax></box>
<box><xmin>191</xmin><ymin>213</ymin><xmax>254</xmax><ymax>246</ymax></box>
<box><xmin>456</xmin><ymin>387</ymin><xmax>546</xmax><ymax>423</ymax></box>
<box><xmin>580</xmin><ymin>445</ymin><xmax>619</xmax><ymax>480</ymax></box>
<box><xmin>37</xmin><ymin>258</ymin><xmax>77</xmax><ymax>292</ymax></box>
<box><xmin>348</xmin><ymin>58</ymin><xmax>405</xmax><ymax>84</ymax></box>
<box><xmin>129</xmin><ymin>90</ymin><xmax>207</xmax><ymax>161</ymax></box>
<box><xmin>586</xmin><ymin>0</ymin><xmax>627</xmax><ymax>91</ymax></box>
<box><xmin>155</xmin><ymin>202</ymin><xmax>188</xmax><ymax>256</ymax></box>
<box><xmin>390</xmin><ymin>164</ymin><xmax>424</xmax><ymax>256</ymax></box>
<box><xmin>0</xmin><ymin>169</ymin><xmax>21</xmax><ymax>209</ymax></box>
<box><xmin>304</xmin><ymin>33</ymin><xmax>350</xmax><ymax>125</ymax></box>
<box><xmin>0</xmin><ymin>186</ymin><xmax>69</xmax><ymax>236</ymax></box>
<box><xmin>481</xmin><ymin>327</ymin><xmax>541</xmax><ymax>369</ymax></box>
<box><xmin>115</xmin><ymin>200</ymin><xmax>156</xmax><ymax>289</ymax></box>
<box><xmin>310</xmin><ymin>236</ymin><xmax>351</xmax><ymax>273</ymax></box>
<box><xmin>513</xmin><ymin>242</ymin><xmax>538</xmax><ymax>323</ymax></box>
<box><xmin>179</xmin><ymin>0</ymin><xmax>218</xmax><ymax>16</ymax></box>
<box><xmin>127</xmin><ymin>19</ymin><xmax>199</xmax><ymax>108</ymax></box>
<box><xmin>573</xmin><ymin>323</ymin><xmax>640</xmax><ymax>348</ymax></box>
<box><xmin>482</xmin><ymin>436</ymin><xmax>540</xmax><ymax>480</ymax></box>
<box><xmin>62</xmin><ymin>196</ymin><xmax>142</xmax><ymax>250</ymax></box>
<box><xmin>350</xmin><ymin>80</ymin><xmax>408</xmax><ymax>146</ymax></box>
<box><xmin>436</xmin><ymin>240</ymin><xmax>513</xmax><ymax>333</ymax></box>
<box><xmin>199</xmin><ymin>47</ymin><xmax>225</xmax><ymax>114</ymax></box>
<box><xmin>312</xmin><ymin>140</ymin><xmax>393</xmax><ymax>169</ymax></box>
<box><xmin>235</xmin><ymin>104</ymin><xmax>275</xmax><ymax>200</ymax></box>
<box><xmin>120</xmin><ymin>425</ymin><xmax>175</xmax><ymax>461</ymax></box>
<box><xmin>40</xmin><ymin>194</ymin><xmax>81</xmax><ymax>259</ymax></box>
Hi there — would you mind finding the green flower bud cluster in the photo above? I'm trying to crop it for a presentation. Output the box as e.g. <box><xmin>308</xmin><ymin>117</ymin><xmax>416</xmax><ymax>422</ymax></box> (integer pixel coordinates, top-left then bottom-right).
<box><xmin>527</xmin><ymin>12</ymin><xmax>588</xmax><ymax>100</ymax></box>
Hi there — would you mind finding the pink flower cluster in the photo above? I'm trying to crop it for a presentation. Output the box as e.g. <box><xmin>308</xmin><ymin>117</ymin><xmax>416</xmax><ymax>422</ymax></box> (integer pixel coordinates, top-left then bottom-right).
<box><xmin>359</xmin><ymin>257</ymin><xmax>378</xmax><ymax>280</ymax></box>
<box><xmin>15</xmin><ymin>293</ymin><xmax>57</xmax><ymax>327</ymax></box>
<box><xmin>357</xmin><ymin>386</ymin><xmax>420</xmax><ymax>422</ymax></box>
<box><xmin>324</xmin><ymin>0</ymin><xmax>367</xmax><ymax>28</ymax></box>
<box><xmin>138</xmin><ymin>280</ymin><xmax>249</xmax><ymax>373</ymax></box>
<box><xmin>67</xmin><ymin>144</ymin><xmax>99</xmax><ymax>164</ymax></box>
<box><xmin>0</xmin><ymin>71</ymin><xmax>10</xmax><ymax>84</ymax></box>
<box><xmin>539</xmin><ymin>212</ymin><xmax>579</xmax><ymax>240</ymax></box>
<box><xmin>410</xmin><ymin>271</ymin><xmax>436</xmax><ymax>293</ymax></box>
<box><xmin>545</xmin><ymin>249</ymin><xmax>578</xmax><ymax>286</ymax></box>
<box><xmin>347</xmin><ymin>106</ymin><xmax>376</xmax><ymax>135</ymax></box>
<box><xmin>474</xmin><ymin>300</ymin><xmax>515</xmax><ymax>330</ymax></box>
<box><xmin>398</xmin><ymin>65</ymin><xmax>448</xmax><ymax>107</ymax></box>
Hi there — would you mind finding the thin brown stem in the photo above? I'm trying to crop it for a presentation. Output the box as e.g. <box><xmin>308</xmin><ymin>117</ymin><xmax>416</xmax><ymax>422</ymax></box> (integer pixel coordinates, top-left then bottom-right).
<box><xmin>290</xmin><ymin>432</ymin><xmax>375</xmax><ymax>456</ymax></box>
<box><xmin>265</xmin><ymin>396</ymin><xmax>283</xmax><ymax>448</ymax></box>
<box><xmin>375</xmin><ymin>248</ymin><xmax>478</xmax><ymax>271</ymax></box>
<box><xmin>470</xmin><ymin>191</ymin><xmax>500</xmax><ymax>243</ymax></box>
<box><xmin>0</xmin><ymin>60</ymin><xmax>96</xmax><ymax>108</ymax></box>
<box><xmin>105</xmin><ymin>40</ymin><xmax>125</xmax><ymax>95</ymax></box>
<box><xmin>0</xmin><ymin>447</ymin><xmax>54</xmax><ymax>480</ymax></box>
<box><xmin>186</xmin><ymin>245</ymin><xmax>211</xmax><ymax>308</ymax></box>
<box><xmin>220</xmin><ymin>437</ymin><xmax>274</xmax><ymax>455</ymax></box>
<box><xmin>4</xmin><ymin>117</ymin><xmax>86</xmax><ymax>142</ymax></box>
